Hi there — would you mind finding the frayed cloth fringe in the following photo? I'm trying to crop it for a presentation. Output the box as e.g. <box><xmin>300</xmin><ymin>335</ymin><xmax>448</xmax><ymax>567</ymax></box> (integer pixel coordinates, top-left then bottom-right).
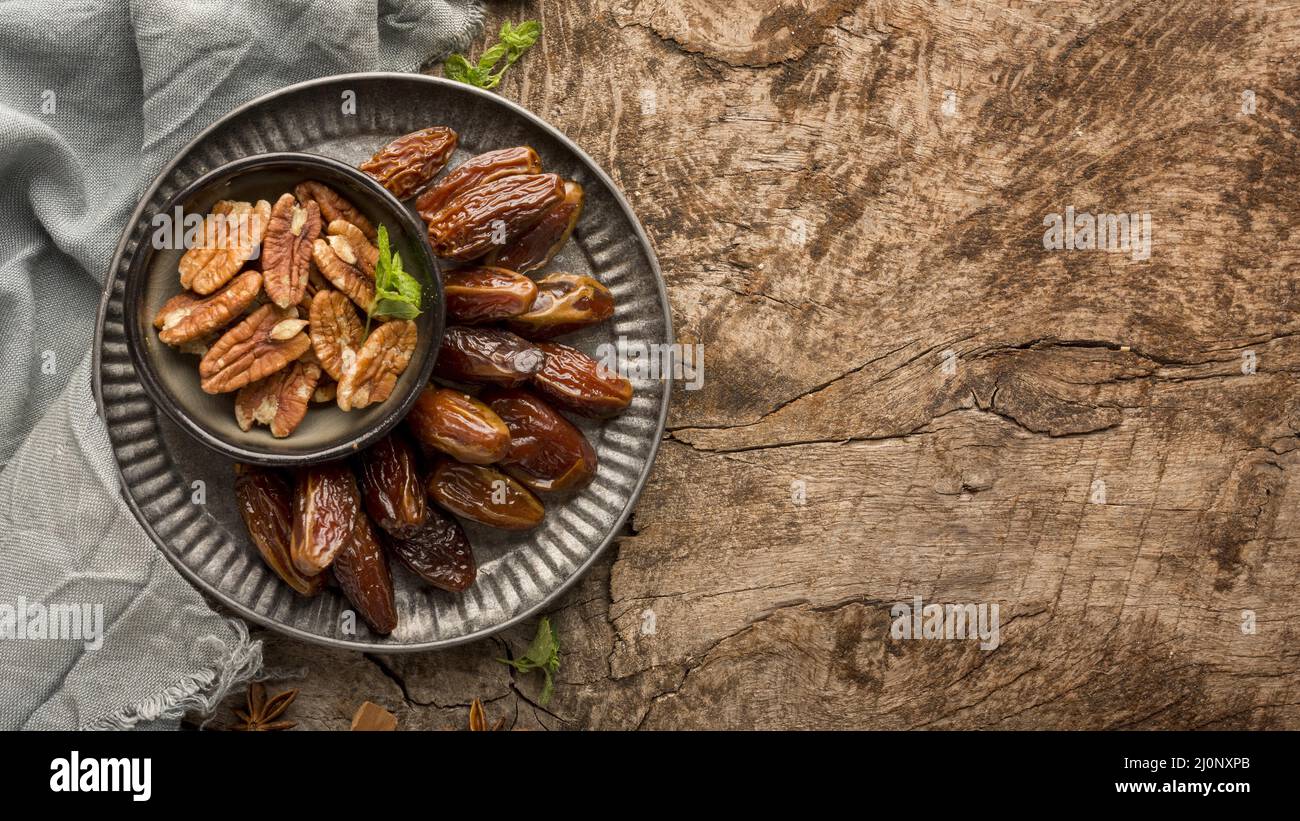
<box><xmin>85</xmin><ymin>619</ymin><xmax>264</xmax><ymax>730</ymax></box>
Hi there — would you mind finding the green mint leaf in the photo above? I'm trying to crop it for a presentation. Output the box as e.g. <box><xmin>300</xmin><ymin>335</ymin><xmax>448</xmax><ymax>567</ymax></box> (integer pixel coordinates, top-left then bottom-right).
<box><xmin>375</xmin><ymin>225</ymin><xmax>393</xmax><ymax>288</ymax></box>
<box><xmin>369</xmin><ymin>297</ymin><xmax>421</xmax><ymax>320</ymax></box>
<box><xmin>502</xmin><ymin>20</ymin><xmax>541</xmax><ymax>54</ymax></box>
<box><xmin>443</xmin><ymin>53</ymin><xmax>475</xmax><ymax>85</ymax></box>
<box><xmin>389</xmin><ymin>266</ymin><xmax>421</xmax><ymax>307</ymax></box>
<box><xmin>495</xmin><ymin>616</ymin><xmax>560</xmax><ymax>705</ymax></box>
<box><xmin>497</xmin><ymin>656</ymin><xmax>538</xmax><ymax>674</ymax></box>
<box><xmin>477</xmin><ymin>42</ymin><xmax>509</xmax><ymax>73</ymax></box>
<box><xmin>365</xmin><ymin>226</ymin><xmax>422</xmax><ymax>325</ymax></box>
<box><xmin>445</xmin><ymin>53</ymin><xmax>492</xmax><ymax>88</ymax></box>
<box><xmin>444</xmin><ymin>20</ymin><xmax>541</xmax><ymax>92</ymax></box>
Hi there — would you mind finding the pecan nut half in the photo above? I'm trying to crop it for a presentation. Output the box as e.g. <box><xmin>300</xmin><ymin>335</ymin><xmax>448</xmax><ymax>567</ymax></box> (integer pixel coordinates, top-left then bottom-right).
<box><xmin>488</xmin><ymin>180</ymin><xmax>584</xmax><ymax>273</ymax></box>
<box><xmin>416</xmin><ymin>146</ymin><xmax>541</xmax><ymax>220</ymax></box>
<box><xmin>312</xmin><ymin>236</ymin><xmax>376</xmax><ymax>312</ymax></box>
<box><xmin>262</xmin><ymin>193</ymin><xmax>322</xmax><ymax>308</ymax></box>
<box><xmin>426</xmin><ymin>173</ymin><xmax>564</xmax><ymax>261</ymax></box>
<box><xmin>199</xmin><ymin>304</ymin><xmax>312</xmax><ymax>394</ymax></box>
<box><xmin>313</xmin><ymin>378</ymin><xmax>337</xmax><ymax>404</ymax></box>
<box><xmin>326</xmin><ymin>220</ymin><xmax>378</xmax><ymax>278</ymax></box>
<box><xmin>179</xmin><ymin>199</ymin><xmax>272</xmax><ymax>295</ymax></box>
<box><xmin>294</xmin><ymin>181</ymin><xmax>376</xmax><ymax>241</ymax></box>
<box><xmin>154</xmin><ymin>269</ymin><xmax>262</xmax><ymax>346</ymax></box>
<box><xmin>234</xmin><ymin>360</ymin><xmax>322</xmax><ymax>438</ymax></box>
<box><xmin>309</xmin><ymin>289</ymin><xmax>365</xmax><ymax>382</ymax></box>
<box><xmin>336</xmin><ymin>319</ymin><xmax>418</xmax><ymax>411</ymax></box>
<box><xmin>359</xmin><ymin>126</ymin><xmax>458</xmax><ymax>200</ymax></box>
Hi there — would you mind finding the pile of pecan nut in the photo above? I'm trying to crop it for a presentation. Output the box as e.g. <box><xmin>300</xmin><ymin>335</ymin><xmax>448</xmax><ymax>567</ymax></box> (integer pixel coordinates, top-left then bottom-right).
<box><xmin>233</xmin><ymin>126</ymin><xmax>634</xmax><ymax>634</ymax></box>
<box><xmin>153</xmin><ymin>180</ymin><xmax>419</xmax><ymax>437</ymax></box>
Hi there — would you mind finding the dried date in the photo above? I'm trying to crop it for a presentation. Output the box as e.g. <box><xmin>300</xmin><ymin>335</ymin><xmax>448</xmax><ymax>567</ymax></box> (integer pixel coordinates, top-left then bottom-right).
<box><xmin>290</xmin><ymin>463</ymin><xmax>363</xmax><ymax>577</ymax></box>
<box><xmin>425</xmin><ymin>173</ymin><xmax>563</xmax><ymax>261</ymax></box>
<box><xmin>332</xmin><ymin>515</ymin><xmax>397</xmax><ymax>635</ymax></box>
<box><xmin>415</xmin><ymin>146</ymin><xmax>541</xmax><ymax>220</ymax></box>
<box><xmin>405</xmin><ymin>386</ymin><xmax>511</xmax><ymax>465</ymax></box>
<box><xmin>532</xmin><ymin>341</ymin><xmax>633</xmax><ymax>418</ymax></box>
<box><xmin>358</xmin><ymin>433</ymin><xmax>427</xmax><ymax>536</ymax></box>
<box><xmin>360</xmin><ymin>126</ymin><xmax>458</xmax><ymax>200</ymax></box>
<box><xmin>234</xmin><ymin>464</ymin><xmax>326</xmax><ymax>596</ymax></box>
<box><xmin>488</xmin><ymin>180</ymin><xmax>583</xmax><ymax>273</ymax></box>
<box><xmin>426</xmin><ymin>460</ymin><xmax>545</xmax><ymax>531</ymax></box>
<box><xmin>380</xmin><ymin>506</ymin><xmax>476</xmax><ymax>592</ymax></box>
<box><xmin>443</xmin><ymin>266</ymin><xmax>537</xmax><ymax>324</ymax></box>
<box><xmin>484</xmin><ymin>388</ymin><xmax>598</xmax><ymax>493</ymax></box>
<box><xmin>433</xmin><ymin>325</ymin><xmax>545</xmax><ymax>386</ymax></box>
<box><xmin>506</xmin><ymin>273</ymin><xmax>614</xmax><ymax>340</ymax></box>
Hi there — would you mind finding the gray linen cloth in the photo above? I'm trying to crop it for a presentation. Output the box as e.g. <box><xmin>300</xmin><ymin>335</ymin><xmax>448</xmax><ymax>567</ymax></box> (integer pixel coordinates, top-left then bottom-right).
<box><xmin>0</xmin><ymin>0</ymin><xmax>482</xmax><ymax>730</ymax></box>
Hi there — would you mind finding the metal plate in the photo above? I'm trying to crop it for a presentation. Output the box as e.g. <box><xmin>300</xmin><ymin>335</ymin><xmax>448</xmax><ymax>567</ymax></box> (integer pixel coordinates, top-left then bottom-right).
<box><xmin>93</xmin><ymin>73</ymin><xmax>671</xmax><ymax>651</ymax></box>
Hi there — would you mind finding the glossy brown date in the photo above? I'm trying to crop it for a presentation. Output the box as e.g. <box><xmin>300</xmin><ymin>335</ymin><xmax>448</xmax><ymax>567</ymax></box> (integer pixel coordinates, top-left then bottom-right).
<box><xmin>443</xmin><ymin>266</ymin><xmax>538</xmax><ymax>324</ymax></box>
<box><xmin>484</xmin><ymin>388</ymin><xmax>598</xmax><ymax>493</ymax></box>
<box><xmin>426</xmin><ymin>460</ymin><xmax>545</xmax><ymax>531</ymax></box>
<box><xmin>532</xmin><ymin>342</ymin><xmax>634</xmax><ymax>418</ymax></box>
<box><xmin>380</xmin><ymin>506</ymin><xmax>476</xmax><ymax>592</ymax></box>
<box><xmin>234</xmin><ymin>464</ymin><xmax>326</xmax><ymax>596</ymax></box>
<box><xmin>507</xmin><ymin>273</ymin><xmax>614</xmax><ymax>340</ymax></box>
<box><xmin>290</xmin><ymin>463</ymin><xmax>363</xmax><ymax>577</ymax></box>
<box><xmin>359</xmin><ymin>126</ymin><xmax>458</xmax><ymax>199</ymax></box>
<box><xmin>332</xmin><ymin>515</ymin><xmax>398</xmax><ymax>635</ymax></box>
<box><xmin>425</xmin><ymin>173</ymin><xmax>564</xmax><ymax>261</ymax></box>
<box><xmin>405</xmin><ymin>386</ymin><xmax>511</xmax><ymax>464</ymax></box>
<box><xmin>488</xmin><ymin>180</ymin><xmax>583</xmax><ymax>273</ymax></box>
<box><xmin>433</xmin><ymin>325</ymin><xmax>546</xmax><ymax>386</ymax></box>
<box><xmin>415</xmin><ymin>146</ymin><xmax>541</xmax><ymax>220</ymax></box>
<box><xmin>358</xmin><ymin>433</ymin><xmax>427</xmax><ymax>536</ymax></box>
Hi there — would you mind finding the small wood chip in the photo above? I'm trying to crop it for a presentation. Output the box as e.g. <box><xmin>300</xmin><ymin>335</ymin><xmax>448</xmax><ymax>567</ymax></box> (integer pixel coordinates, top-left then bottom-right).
<box><xmin>351</xmin><ymin>701</ymin><xmax>397</xmax><ymax>731</ymax></box>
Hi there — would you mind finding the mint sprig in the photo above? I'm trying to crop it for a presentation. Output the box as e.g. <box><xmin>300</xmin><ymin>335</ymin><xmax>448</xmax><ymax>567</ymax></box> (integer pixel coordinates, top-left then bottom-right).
<box><xmin>365</xmin><ymin>225</ymin><xmax>422</xmax><ymax>337</ymax></box>
<box><xmin>444</xmin><ymin>21</ymin><xmax>541</xmax><ymax>90</ymax></box>
<box><xmin>497</xmin><ymin>616</ymin><xmax>560</xmax><ymax>705</ymax></box>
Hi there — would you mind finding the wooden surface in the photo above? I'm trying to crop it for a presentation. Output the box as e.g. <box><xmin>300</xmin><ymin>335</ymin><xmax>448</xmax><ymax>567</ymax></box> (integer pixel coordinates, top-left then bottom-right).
<box><xmin>206</xmin><ymin>0</ymin><xmax>1300</xmax><ymax>730</ymax></box>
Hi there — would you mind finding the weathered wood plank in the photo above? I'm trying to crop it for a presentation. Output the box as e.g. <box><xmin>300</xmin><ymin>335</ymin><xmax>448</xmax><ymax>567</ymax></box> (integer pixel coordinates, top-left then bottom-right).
<box><xmin>203</xmin><ymin>0</ymin><xmax>1300</xmax><ymax>730</ymax></box>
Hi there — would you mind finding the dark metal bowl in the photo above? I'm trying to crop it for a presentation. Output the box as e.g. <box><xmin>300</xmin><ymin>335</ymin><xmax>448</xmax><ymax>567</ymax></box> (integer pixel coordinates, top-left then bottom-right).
<box><xmin>122</xmin><ymin>152</ymin><xmax>444</xmax><ymax>466</ymax></box>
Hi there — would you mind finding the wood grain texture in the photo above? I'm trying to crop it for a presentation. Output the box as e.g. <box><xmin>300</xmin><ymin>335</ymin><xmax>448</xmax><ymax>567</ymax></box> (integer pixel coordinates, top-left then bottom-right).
<box><xmin>202</xmin><ymin>0</ymin><xmax>1300</xmax><ymax>730</ymax></box>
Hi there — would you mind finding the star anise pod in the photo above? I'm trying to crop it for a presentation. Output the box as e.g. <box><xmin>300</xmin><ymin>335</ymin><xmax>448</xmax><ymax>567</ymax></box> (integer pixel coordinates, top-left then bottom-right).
<box><xmin>468</xmin><ymin>698</ymin><xmax>505</xmax><ymax>731</ymax></box>
<box><xmin>230</xmin><ymin>681</ymin><xmax>298</xmax><ymax>731</ymax></box>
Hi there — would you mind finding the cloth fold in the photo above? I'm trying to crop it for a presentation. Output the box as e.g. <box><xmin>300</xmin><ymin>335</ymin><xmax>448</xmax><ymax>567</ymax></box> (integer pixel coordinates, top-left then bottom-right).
<box><xmin>0</xmin><ymin>0</ymin><xmax>482</xmax><ymax>730</ymax></box>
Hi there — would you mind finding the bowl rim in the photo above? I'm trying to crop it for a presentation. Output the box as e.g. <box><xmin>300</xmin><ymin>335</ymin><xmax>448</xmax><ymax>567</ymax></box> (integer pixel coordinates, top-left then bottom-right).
<box><xmin>121</xmin><ymin>150</ymin><xmax>445</xmax><ymax>466</ymax></box>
